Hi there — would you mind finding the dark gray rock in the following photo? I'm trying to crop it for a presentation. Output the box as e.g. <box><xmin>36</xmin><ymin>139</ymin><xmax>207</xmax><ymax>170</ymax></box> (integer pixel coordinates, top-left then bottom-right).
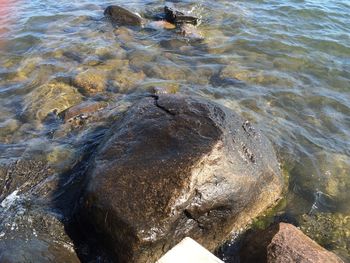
<box><xmin>0</xmin><ymin>237</ymin><xmax>80</xmax><ymax>263</ymax></box>
<box><xmin>81</xmin><ymin>94</ymin><xmax>283</xmax><ymax>263</ymax></box>
<box><xmin>0</xmin><ymin>159</ymin><xmax>81</xmax><ymax>263</ymax></box>
<box><xmin>104</xmin><ymin>5</ymin><xmax>145</xmax><ymax>27</ymax></box>
<box><xmin>0</xmin><ymin>159</ymin><xmax>52</xmax><ymax>202</ymax></box>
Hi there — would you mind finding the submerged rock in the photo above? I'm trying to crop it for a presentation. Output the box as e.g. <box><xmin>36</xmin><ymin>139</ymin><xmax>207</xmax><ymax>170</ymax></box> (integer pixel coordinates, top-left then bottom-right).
<box><xmin>152</xmin><ymin>84</ymin><xmax>179</xmax><ymax>94</ymax></box>
<box><xmin>23</xmin><ymin>82</ymin><xmax>83</xmax><ymax>121</ymax></box>
<box><xmin>104</xmin><ymin>5</ymin><xmax>145</xmax><ymax>27</ymax></box>
<box><xmin>0</xmin><ymin>207</ymin><xmax>80</xmax><ymax>263</ymax></box>
<box><xmin>81</xmin><ymin>94</ymin><xmax>283</xmax><ymax>262</ymax></box>
<box><xmin>73</xmin><ymin>69</ymin><xmax>107</xmax><ymax>95</ymax></box>
<box><xmin>179</xmin><ymin>24</ymin><xmax>204</xmax><ymax>40</ymax></box>
<box><xmin>59</xmin><ymin>101</ymin><xmax>107</xmax><ymax>123</ymax></box>
<box><xmin>0</xmin><ymin>237</ymin><xmax>80</xmax><ymax>263</ymax></box>
<box><xmin>0</xmin><ymin>159</ymin><xmax>53</xmax><ymax>202</ymax></box>
<box><xmin>289</xmin><ymin>152</ymin><xmax>350</xmax><ymax>213</ymax></box>
<box><xmin>0</xmin><ymin>159</ymin><xmax>80</xmax><ymax>263</ymax></box>
<box><xmin>240</xmin><ymin>223</ymin><xmax>344</xmax><ymax>263</ymax></box>
<box><xmin>74</xmin><ymin>60</ymin><xmax>145</xmax><ymax>95</ymax></box>
<box><xmin>300</xmin><ymin>213</ymin><xmax>350</xmax><ymax>259</ymax></box>
<box><xmin>147</xmin><ymin>20</ymin><xmax>176</xmax><ymax>30</ymax></box>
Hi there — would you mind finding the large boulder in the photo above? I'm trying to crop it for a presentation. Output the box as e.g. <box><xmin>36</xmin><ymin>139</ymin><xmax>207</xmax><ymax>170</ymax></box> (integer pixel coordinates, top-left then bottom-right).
<box><xmin>81</xmin><ymin>94</ymin><xmax>283</xmax><ymax>262</ymax></box>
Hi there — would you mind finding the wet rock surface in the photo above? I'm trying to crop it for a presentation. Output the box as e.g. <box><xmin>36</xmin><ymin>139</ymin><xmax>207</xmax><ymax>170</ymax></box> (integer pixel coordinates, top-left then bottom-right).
<box><xmin>0</xmin><ymin>208</ymin><xmax>80</xmax><ymax>263</ymax></box>
<box><xmin>178</xmin><ymin>24</ymin><xmax>204</xmax><ymax>40</ymax></box>
<box><xmin>0</xmin><ymin>158</ymin><xmax>81</xmax><ymax>263</ymax></box>
<box><xmin>81</xmin><ymin>94</ymin><xmax>283</xmax><ymax>262</ymax></box>
<box><xmin>104</xmin><ymin>5</ymin><xmax>145</xmax><ymax>27</ymax></box>
<box><xmin>73</xmin><ymin>59</ymin><xmax>146</xmax><ymax>95</ymax></box>
<box><xmin>299</xmin><ymin>213</ymin><xmax>350</xmax><ymax>260</ymax></box>
<box><xmin>0</xmin><ymin>237</ymin><xmax>80</xmax><ymax>263</ymax></box>
<box><xmin>59</xmin><ymin>101</ymin><xmax>107</xmax><ymax>123</ymax></box>
<box><xmin>240</xmin><ymin>222</ymin><xmax>344</xmax><ymax>263</ymax></box>
<box><xmin>73</xmin><ymin>69</ymin><xmax>107</xmax><ymax>95</ymax></box>
<box><xmin>0</xmin><ymin>159</ymin><xmax>53</xmax><ymax>202</ymax></box>
<box><xmin>23</xmin><ymin>81</ymin><xmax>83</xmax><ymax>121</ymax></box>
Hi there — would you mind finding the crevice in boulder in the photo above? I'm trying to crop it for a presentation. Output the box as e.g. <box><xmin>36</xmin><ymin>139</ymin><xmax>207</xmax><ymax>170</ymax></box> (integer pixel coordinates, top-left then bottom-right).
<box><xmin>184</xmin><ymin>209</ymin><xmax>205</xmax><ymax>230</ymax></box>
<box><xmin>152</xmin><ymin>95</ymin><xmax>176</xmax><ymax>116</ymax></box>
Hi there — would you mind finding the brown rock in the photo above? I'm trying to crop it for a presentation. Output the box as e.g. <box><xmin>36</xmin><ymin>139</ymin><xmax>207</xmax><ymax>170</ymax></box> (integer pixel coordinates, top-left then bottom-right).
<box><xmin>104</xmin><ymin>5</ymin><xmax>145</xmax><ymax>27</ymax></box>
<box><xmin>24</xmin><ymin>82</ymin><xmax>83</xmax><ymax>121</ymax></box>
<box><xmin>179</xmin><ymin>24</ymin><xmax>204</xmax><ymax>40</ymax></box>
<box><xmin>73</xmin><ymin>69</ymin><xmax>106</xmax><ymax>95</ymax></box>
<box><xmin>81</xmin><ymin>94</ymin><xmax>283</xmax><ymax>263</ymax></box>
<box><xmin>59</xmin><ymin>101</ymin><xmax>107</xmax><ymax>122</ymax></box>
<box><xmin>147</xmin><ymin>21</ymin><xmax>176</xmax><ymax>30</ymax></box>
<box><xmin>240</xmin><ymin>223</ymin><xmax>344</xmax><ymax>263</ymax></box>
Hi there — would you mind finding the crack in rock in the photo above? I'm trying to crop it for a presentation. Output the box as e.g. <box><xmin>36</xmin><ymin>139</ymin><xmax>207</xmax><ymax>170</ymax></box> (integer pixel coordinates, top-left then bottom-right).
<box><xmin>152</xmin><ymin>95</ymin><xmax>176</xmax><ymax>116</ymax></box>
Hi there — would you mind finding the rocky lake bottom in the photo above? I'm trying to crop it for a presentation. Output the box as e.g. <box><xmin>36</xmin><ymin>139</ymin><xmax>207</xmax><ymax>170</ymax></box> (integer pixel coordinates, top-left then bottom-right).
<box><xmin>0</xmin><ymin>0</ymin><xmax>349</xmax><ymax>262</ymax></box>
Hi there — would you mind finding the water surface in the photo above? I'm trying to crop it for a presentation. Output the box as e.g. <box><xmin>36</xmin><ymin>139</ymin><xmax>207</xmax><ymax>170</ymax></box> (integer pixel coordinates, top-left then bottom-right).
<box><xmin>0</xmin><ymin>0</ymin><xmax>349</xmax><ymax>261</ymax></box>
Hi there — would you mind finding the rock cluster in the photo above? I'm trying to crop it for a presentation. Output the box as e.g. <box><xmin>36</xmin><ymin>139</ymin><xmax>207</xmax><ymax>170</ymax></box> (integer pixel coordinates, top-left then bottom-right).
<box><xmin>2</xmin><ymin>94</ymin><xmax>344</xmax><ymax>262</ymax></box>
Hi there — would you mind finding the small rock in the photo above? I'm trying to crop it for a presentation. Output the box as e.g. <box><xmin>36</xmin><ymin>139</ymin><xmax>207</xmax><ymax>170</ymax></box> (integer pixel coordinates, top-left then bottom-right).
<box><xmin>239</xmin><ymin>223</ymin><xmax>344</xmax><ymax>263</ymax></box>
<box><xmin>104</xmin><ymin>5</ymin><xmax>145</xmax><ymax>27</ymax></box>
<box><xmin>73</xmin><ymin>69</ymin><xmax>106</xmax><ymax>95</ymax></box>
<box><xmin>179</xmin><ymin>24</ymin><xmax>204</xmax><ymax>40</ymax></box>
<box><xmin>147</xmin><ymin>20</ymin><xmax>176</xmax><ymax>30</ymax></box>
<box><xmin>59</xmin><ymin>101</ymin><xmax>107</xmax><ymax>122</ymax></box>
<box><xmin>299</xmin><ymin>213</ymin><xmax>350</xmax><ymax>259</ymax></box>
<box><xmin>152</xmin><ymin>84</ymin><xmax>179</xmax><ymax>94</ymax></box>
<box><xmin>164</xmin><ymin>6</ymin><xmax>199</xmax><ymax>26</ymax></box>
<box><xmin>24</xmin><ymin>82</ymin><xmax>83</xmax><ymax>121</ymax></box>
<box><xmin>0</xmin><ymin>119</ymin><xmax>20</xmax><ymax>138</ymax></box>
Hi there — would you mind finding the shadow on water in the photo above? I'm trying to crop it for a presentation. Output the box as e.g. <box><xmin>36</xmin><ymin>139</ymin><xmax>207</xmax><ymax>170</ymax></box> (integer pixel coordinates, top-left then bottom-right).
<box><xmin>50</xmin><ymin>126</ymin><xmax>113</xmax><ymax>262</ymax></box>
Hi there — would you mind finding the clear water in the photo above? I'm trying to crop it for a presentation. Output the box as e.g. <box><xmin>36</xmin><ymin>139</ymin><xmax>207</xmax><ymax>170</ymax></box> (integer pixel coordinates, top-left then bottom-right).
<box><xmin>0</xmin><ymin>0</ymin><xmax>349</xmax><ymax>261</ymax></box>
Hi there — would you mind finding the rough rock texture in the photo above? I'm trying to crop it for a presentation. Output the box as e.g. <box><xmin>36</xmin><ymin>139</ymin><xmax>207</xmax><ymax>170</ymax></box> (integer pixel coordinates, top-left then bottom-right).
<box><xmin>104</xmin><ymin>5</ymin><xmax>145</xmax><ymax>27</ymax></box>
<box><xmin>179</xmin><ymin>24</ymin><xmax>204</xmax><ymax>40</ymax></box>
<box><xmin>82</xmin><ymin>94</ymin><xmax>283</xmax><ymax>263</ymax></box>
<box><xmin>299</xmin><ymin>213</ymin><xmax>350</xmax><ymax>260</ymax></box>
<box><xmin>73</xmin><ymin>60</ymin><xmax>145</xmax><ymax>94</ymax></box>
<box><xmin>59</xmin><ymin>101</ymin><xmax>107</xmax><ymax>122</ymax></box>
<box><xmin>73</xmin><ymin>69</ymin><xmax>106</xmax><ymax>95</ymax></box>
<box><xmin>290</xmin><ymin>152</ymin><xmax>350</xmax><ymax>211</ymax></box>
<box><xmin>0</xmin><ymin>209</ymin><xmax>80</xmax><ymax>263</ymax></box>
<box><xmin>0</xmin><ymin>237</ymin><xmax>80</xmax><ymax>263</ymax></box>
<box><xmin>0</xmin><ymin>160</ymin><xmax>80</xmax><ymax>263</ymax></box>
<box><xmin>0</xmin><ymin>159</ymin><xmax>53</xmax><ymax>202</ymax></box>
<box><xmin>23</xmin><ymin>82</ymin><xmax>83</xmax><ymax>121</ymax></box>
<box><xmin>240</xmin><ymin>223</ymin><xmax>344</xmax><ymax>263</ymax></box>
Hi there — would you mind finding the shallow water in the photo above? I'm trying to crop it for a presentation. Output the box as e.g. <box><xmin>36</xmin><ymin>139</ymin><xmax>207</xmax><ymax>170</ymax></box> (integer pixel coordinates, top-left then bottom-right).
<box><xmin>0</xmin><ymin>0</ymin><xmax>349</xmax><ymax>261</ymax></box>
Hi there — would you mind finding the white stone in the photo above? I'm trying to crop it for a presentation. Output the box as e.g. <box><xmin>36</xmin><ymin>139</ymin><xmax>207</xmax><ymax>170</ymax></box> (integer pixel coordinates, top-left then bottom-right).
<box><xmin>157</xmin><ymin>237</ymin><xmax>224</xmax><ymax>263</ymax></box>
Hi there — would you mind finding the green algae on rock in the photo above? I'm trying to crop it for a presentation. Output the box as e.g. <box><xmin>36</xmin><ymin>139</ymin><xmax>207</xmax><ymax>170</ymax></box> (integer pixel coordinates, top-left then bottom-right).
<box><xmin>300</xmin><ymin>212</ymin><xmax>350</xmax><ymax>260</ymax></box>
<box><xmin>74</xmin><ymin>59</ymin><xmax>145</xmax><ymax>95</ymax></box>
<box><xmin>23</xmin><ymin>82</ymin><xmax>83</xmax><ymax>121</ymax></box>
<box><xmin>289</xmin><ymin>151</ymin><xmax>350</xmax><ymax>212</ymax></box>
<box><xmin>73</xmin><ymin>69</ymin><xmax>107</xmax><ymax>95</ymax></box>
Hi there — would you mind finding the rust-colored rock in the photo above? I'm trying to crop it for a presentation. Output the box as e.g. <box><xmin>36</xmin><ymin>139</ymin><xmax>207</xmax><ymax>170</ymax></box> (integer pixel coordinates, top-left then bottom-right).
<box><xmin>240</xmin><ymin>223</ymin><xmax>344</xmax><ymax>263</ymax></box>
<box><xmin>59</xmin><ymin>101</ymin><xmax>107</xmax><ymax>122</ymax></box>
